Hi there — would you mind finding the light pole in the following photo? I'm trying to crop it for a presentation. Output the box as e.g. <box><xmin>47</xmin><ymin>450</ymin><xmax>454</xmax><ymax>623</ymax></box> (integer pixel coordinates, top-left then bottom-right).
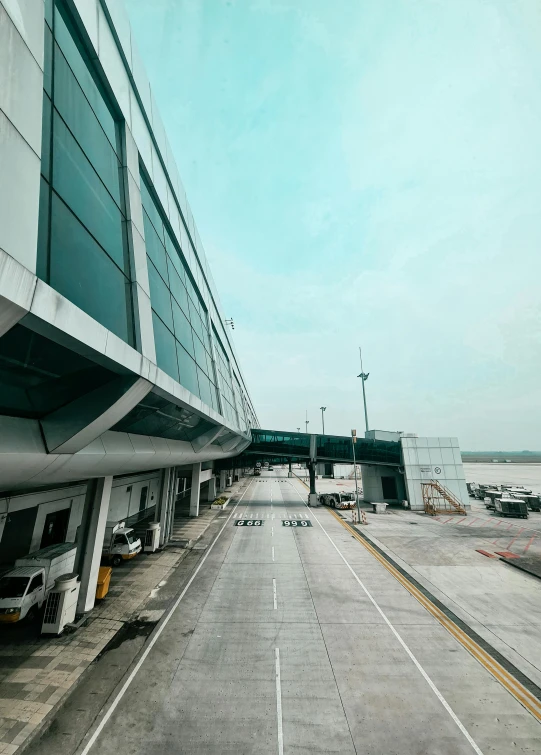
<box><xmin>297</xmin><ymin>427</ymin><xmax>301</xmax><ymax>433</ymax></box>
<box><xmin>351</xmin><ymin>429</ymin><xmax>361</xmax><ymax>523</ymax></box>
<box><xmin>320</xmin><ymin>406</ymin><xmax>326</xmax><ymax>435</ymax></box>
<box><xmin>357</xmin><ymin>346</ymin><xmax>369</xmax><ymax>434</ymax></box>
<box><xmin>305</xmin><ymin>410</ymin><xmax>309</xmax><ymax>435</ymax></box>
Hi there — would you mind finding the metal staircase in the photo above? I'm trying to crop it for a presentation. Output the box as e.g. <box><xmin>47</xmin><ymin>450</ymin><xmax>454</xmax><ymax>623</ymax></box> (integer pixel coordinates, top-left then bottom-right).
<box><xmin>422</xmin><ymin>480</ymin><xmax>467</xmax><ymax>516</ymax></box>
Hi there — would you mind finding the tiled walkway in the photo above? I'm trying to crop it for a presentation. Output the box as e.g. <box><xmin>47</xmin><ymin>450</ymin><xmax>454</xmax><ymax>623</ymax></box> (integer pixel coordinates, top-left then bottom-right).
<box><xmin>0</xmin><ymin>492</ymin><xmax>231</xmax><ymax>754</ymax></box>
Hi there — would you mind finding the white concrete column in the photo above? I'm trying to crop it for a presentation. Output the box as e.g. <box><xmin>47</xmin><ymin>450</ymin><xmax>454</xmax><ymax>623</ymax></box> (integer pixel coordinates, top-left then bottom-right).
<box><xmin>156</xmin><ymin>468</ymin><xmax>172</xmax><ymax>546</ymax></box>
<box><xmin>166</xmin><ymin>469</ymin><xmax>177</xmax><ymax>541</ymax></box>
<box><xmin>76</xmin><ymin>476</ymin><xmax>112</xmax><ymax>614</ymax></box>
<box><xmin>190</xmin><ymin>462</ymin><xmax>202</xmax><ymax>517</ymax></box>
<box><xmin>207</xmin><ymin>476</ymin><xmax>217</xmax><ymax>502</ymax></box>
<box><xmin>219</xmin><ymin>469</ymin><xmax>227</xmax><ymax>493</ymax></box>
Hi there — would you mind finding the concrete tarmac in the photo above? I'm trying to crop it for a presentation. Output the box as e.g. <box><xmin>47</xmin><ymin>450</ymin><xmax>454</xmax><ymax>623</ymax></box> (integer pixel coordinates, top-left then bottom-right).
<box><xmin>69</xmin><ymin>471</ymin><xmax>540</xmax><ymax>754</ymax></box>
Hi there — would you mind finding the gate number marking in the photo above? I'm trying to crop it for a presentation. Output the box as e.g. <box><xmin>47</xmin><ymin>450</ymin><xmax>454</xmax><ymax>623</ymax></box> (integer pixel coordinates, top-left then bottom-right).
<box><xmin>235</xmin><ymin>520</ymin><xmax>263</xmax><ymax>526</ymax></box>
<box><xmin>282</xmin><ymin>520</ymin><xmax>312</xmax><ymax>527</ymax></box>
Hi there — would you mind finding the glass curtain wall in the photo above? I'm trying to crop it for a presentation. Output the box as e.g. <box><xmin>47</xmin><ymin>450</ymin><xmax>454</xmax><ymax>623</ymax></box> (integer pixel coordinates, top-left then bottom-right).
<box><xmin>140</xmin><ymin>175</ymin><xmax>220</xmax><ymax>413</ymax></box>
<box><xmin>37</xmin><ymin>0</ymin><xmax>134</xmax><ymax>345</ymax></box>
<box><xmin>213</xmin><ymin>329</ymin><xmax>240</xmax><ymax>427</ymax></box>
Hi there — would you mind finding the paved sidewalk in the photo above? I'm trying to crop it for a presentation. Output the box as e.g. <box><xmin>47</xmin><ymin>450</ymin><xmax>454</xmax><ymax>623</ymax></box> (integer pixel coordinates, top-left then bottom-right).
<box><xmin>0</xmin><ymin>479</ymin><xmax>249</xmax><ymax>755</ymax></box>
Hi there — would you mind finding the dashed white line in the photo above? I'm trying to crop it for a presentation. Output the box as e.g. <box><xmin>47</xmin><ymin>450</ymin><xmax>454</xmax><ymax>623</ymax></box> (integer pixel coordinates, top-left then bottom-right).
<box><xmin>273</xmin><ymin>578</ymin><xmax>277</xmax><ymax>609</ymax></box>
<box><xmin>78</xmin><ymin>480</ymin><xmax>254</xmax><ymax>755</ymax></box>
<box><xmin>275</xmin><ymin>648</ymin><xmax>284</xmax><ymax>755</ymax></box>
<box><xmin>272</xmin><ymin>546</ymin><xmax>275</xmax><ymax>561</ymax></box>
<box><xmin>289</xmin><ymin>482</ymin><xmax>484</xmax><ymax>755</ymax></box>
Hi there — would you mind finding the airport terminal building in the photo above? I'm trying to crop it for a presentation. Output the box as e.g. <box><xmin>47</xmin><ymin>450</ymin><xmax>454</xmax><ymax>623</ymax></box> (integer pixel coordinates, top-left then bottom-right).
<box><xmin>0</xmin><ymin>0</ymin><xmax>257</xmax><ymax>609</ymax></box>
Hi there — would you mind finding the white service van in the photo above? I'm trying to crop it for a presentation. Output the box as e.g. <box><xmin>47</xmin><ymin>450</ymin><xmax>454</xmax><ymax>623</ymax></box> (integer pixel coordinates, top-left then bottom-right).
<box><xmin>0</xmin><ymin>568</ymin><xmax>46</xmax><ymax>623</ymax></box>
<box><xmin>102</xmin><ymin>521</ymin><xmax>141</xmax><ymax>567</ymax></box>
<box><xmin>0</xmin><ymin>543</ymin><xmax>77</xmax><ymax>624</ymax></box>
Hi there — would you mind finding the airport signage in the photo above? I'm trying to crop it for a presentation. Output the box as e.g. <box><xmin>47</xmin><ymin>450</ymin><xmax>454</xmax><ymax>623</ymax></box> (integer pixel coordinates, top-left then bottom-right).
<box><xmin>235</xmin><ymin>520</ymin><xmax>263</xmax><ymax>526</ymax></box>
<box><xmin>282</xmin><ymin>520</ymin><xmax>312</xmax><ymax>527</ymax></box>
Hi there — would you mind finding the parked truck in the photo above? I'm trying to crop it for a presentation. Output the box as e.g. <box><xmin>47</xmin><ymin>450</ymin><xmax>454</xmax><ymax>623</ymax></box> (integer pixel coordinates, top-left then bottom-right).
<box><xmin>319</xmin><ymin>492</ymin><xmax>356</xmax><ymax>509</ymax></box>
<box><xmin>102</xmin><ymin>521</ymin><xmax>141</xmax><ymax>567</ymax></box>
<box><xmin>0</xmin><ymin>543</ymin><xmax>76</xmax><ymax>624</ymax></box>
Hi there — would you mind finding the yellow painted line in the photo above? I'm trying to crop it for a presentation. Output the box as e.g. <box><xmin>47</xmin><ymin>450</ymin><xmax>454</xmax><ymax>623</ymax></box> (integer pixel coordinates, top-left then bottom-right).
<box><xmin>325</xmin><ymin>505</ymin><xmax>541</xmax><ymax>722</ymax></box>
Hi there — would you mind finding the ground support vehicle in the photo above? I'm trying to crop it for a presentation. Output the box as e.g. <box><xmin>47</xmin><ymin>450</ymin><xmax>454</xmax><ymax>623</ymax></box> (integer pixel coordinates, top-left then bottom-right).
<box><xmin>0</xmin><ymin>543</ymin><xmax>76</xmax><ymax>624</ymax></box>
<box><xmin>484</xmin><ymin>490</ymin><xmax>502</xmax><ymax>509</ymax></box>
<box><xmin>523</xmin><ymin>494</ymin><xmax>541</xmax><ymax>512</ymax></box>
<box><xmin>495</xmin><ymin>498</ymin><xmax>528</xmax><ymax>519</ymax></box>
<box><xmin>319</xmin><ymin>492</ymin><xmax>356</xmax><ymax>509</ymax></box>
<box><xmin>102</xmin><ymin>521</ymin><xmax>141</xmax><ymax>567</ymax></box>
<box><xmin>254</xmin><ymin>468</ymin><xmax>261</xmax><ymax>476</ymax></box>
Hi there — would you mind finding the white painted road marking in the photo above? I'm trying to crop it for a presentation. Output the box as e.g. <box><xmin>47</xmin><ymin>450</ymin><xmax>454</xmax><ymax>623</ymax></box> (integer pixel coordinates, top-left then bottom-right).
<box><xmin>273</xmin><ymin>578</ymin><xmax>277</xmax><ymax>609</ymax></box>
<box><xmin>275</xmin><ymin>648</ymin><xmax>284</xmax><ymax>755</ymax></box>
<box><xmin>290</xmin><ymin>483</ymin><xmax>485</xmax><ymax>755</ymax></box>
<box><xmin>272</xmin><ymin>546</ymin><xmax>275</xmax><ymax>561</ymax></box>
<box><xmin>77</xmin><ymin>481</ymin><xmax>254</xmax><ymax>755</ymax></box>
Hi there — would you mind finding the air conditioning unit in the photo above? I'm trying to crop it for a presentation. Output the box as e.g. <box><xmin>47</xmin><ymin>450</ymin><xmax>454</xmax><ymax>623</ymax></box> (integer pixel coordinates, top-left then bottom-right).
<box><xmin>42</xmin><ymin>574</ymin><xmax>80</xmax><ymax>635</ymax></box>
<box><xmin>144</xmin><ymin>522</ymin><xmax>161</xmax><ymax>553</ymax></box>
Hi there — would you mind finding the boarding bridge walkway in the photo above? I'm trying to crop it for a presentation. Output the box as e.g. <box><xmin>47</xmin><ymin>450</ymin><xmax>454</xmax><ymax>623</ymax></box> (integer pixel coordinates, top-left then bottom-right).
<box><xmin>225</xmin><ymin>428</ymin><xmax>402</xmax><ymax>467</ymax></box>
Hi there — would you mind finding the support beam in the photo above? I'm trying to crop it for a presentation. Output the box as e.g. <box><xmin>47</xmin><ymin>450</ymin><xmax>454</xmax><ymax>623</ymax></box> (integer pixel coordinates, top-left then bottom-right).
<box><xmin>190</xmin><ymin>462</ymin><xmax>202</xmax><ymax>517</ymax></box>
<box><xmin>41</xmin><ymin>376</ymin><xmax>152</xmax><ymax>454</ymax></box>
<box><xmin>76</xmin><ymin>476</ymin><xmax>112</xmax><ymax>614</ymax></box>
<box><xmin>288</xmin><ymin>460</ymin><xmax>293</xmax><ymax>478</ymax></box>
<box><xmin>191</xmin><ymin>424</ymin><xmax>224</xmax><ymax>453</ymax></box>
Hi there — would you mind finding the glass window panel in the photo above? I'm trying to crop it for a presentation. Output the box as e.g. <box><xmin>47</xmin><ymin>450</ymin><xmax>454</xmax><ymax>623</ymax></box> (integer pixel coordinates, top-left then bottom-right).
<box><xmin>189</xmin><ymin>301</ymin><xmax>204</xmax><ymax>340</ymax></box>
<box><xmin>41</xmin><ymin>94</ymin><xmax>51</xmax><ymax>180</ymax></box>
<box><xmin>54</xmin><ymin>50</ymin><xmax>122</xmax><ymax>206</ymax></box>
<box><xmin>210</xmin><ymin>382</ymin><xmax>220</xmax><ymax>413</ymax></box>
<box><xmin>193</xmin><ymin>335</ymin><xmax>207</xmax><ymax>373</ymax></box>
<box><xmin>176</xmin><ymin>343</ymin><xmax>199</xmax><ymax>397</ymax></box>
<box><xmin>45</xmin><ymin>0</ymin><xmax>53</xmax><ymax>27</ymax></box>
<box><xmin>143</xmin><ymin>211</ymin><xmax>168</xmax><ymax>281</ymax></box>
<box><xmin>167</xmin><ymin>257</ymin><xmax>190</xmax><ymax>315</ymax></box>
<box><xmin>201</xmin><ymin>326</ymin><xmax>211</xmax><ymax>353</ymax></box>
<box><xmin>140</xmin><ymin>178</ymin><xmax>163</xmax><ymax>241</ymax></box>
<box><xmin>52</xmin><ymin>113</ymin><xmax>128</xmax><ymax>273</ymax></box>
<box><xmin>36</xmin><ymin>178</ymin><xmax>50</xmax><ymax>282</ymax></box>
<box><xmin>184</xmin><ymin>275</ymin><xmax>199</xmax><ymax>312</ymax></box>
<box><xmin>148</xmin><ymin>259</ymin><xmax>173</xmax><ymax>331</ymax></box>
<box><xmin>152</xmin><ymin>313</ymin><xmax>179</xmax><ymax>381</ymax></box>
<box><xmin>197</xmin><ymin>369</ymin><xmax>212</xmax><ymax>408</ymax></box>
<box><xmin>171</xmin><ymin>300</ymin><xmax>194</xmax><ymax>356</ymax></box>
<box><xmin>164</xmin><ymin>229</ymin><xmax>181</xmax><ymax>270</ymax></box>
<box><xmin>204</xmin><ymin>350</ymin><xmax>215</xmax><ymax>380</ymax></box>
<box><xmin>167</xmin><ymin>245</ymin><xmax>186</xmax><ymax>282</ymax></box>
<box><xmin>49</xmin><ymin>195</ymin><xmax>133</xmax><ymax>344</ymax></box>
<box><xmin>44</xmin><ymin>25</ymin><xmax>52</xmax><ymax>95</ymax></box>
<box><xmin>54</xmin><ymin>6</ymin><xmax>118</xmax><ymax>152</ymax></box>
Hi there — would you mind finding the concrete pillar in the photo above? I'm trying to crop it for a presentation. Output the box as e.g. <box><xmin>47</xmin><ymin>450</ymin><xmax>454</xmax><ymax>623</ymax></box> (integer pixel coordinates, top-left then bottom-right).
<box><xmin>219</xmin><ymin>469</ymin><xmax>227</xmax><ymax>493</ymax></box>
<box><xmin>288</xmin><ymin>461</ymin><xmax>293</xmax><ymax>478</ymax></box>
<box><xmin>207</xmin><ymin>476</ymin><xmax>217</xmax><ymax>502</ymax></box>
<box><xmin>166</xmin><ymin>470</ymin><xmax>177</xmax><ymax>540</ymax></box>
<box><xmin>76</xmin><ymin>476</ymin><xmax>112</xmax><ymax>614</ymax></box>
<box><xmin>156</xmin><ymin>468</ymin><xmax>172</xmax><ymax>546</ymax></box>
<box><xmin>190</xmin><ymin>462</ymin><xmax>202</xmax><ymax>517</ymax></box>
<box><xmin>308</xmin><ymin>463</ymin><xmax>319</xmax><ymax>507</ymax></box>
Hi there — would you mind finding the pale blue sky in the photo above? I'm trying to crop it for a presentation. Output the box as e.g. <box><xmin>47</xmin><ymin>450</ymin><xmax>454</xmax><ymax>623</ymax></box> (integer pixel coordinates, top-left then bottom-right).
<box><xmin>125</xmin><ymin>0</ymin><xmax>541</xmax><ymax>449</ymax></box>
